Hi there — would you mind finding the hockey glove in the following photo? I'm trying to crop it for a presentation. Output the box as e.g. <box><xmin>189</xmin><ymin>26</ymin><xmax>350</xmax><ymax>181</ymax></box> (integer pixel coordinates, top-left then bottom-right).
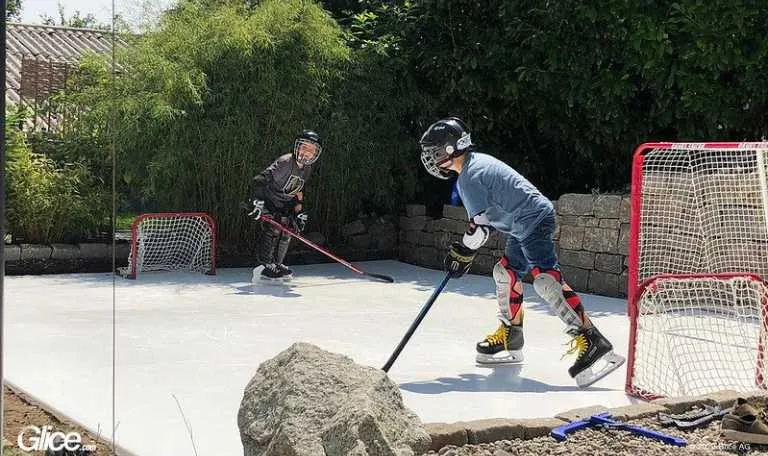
<box><xmin>247</xmin><ymin>199</ymin><xmax>267</xmax><ymax>220</ymax></box>
<box><xmin>444</xmin><ymin>241</ymin><xmax>477</xmax><ymax>278</ymax></box>
<box><xmin>293</xmin><ymin>211</ymin><xmax>309</xmax><ymax>233</ymax></box>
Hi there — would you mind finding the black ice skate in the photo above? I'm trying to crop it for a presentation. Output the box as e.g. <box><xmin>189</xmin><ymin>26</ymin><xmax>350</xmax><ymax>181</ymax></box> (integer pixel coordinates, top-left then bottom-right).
<box><xmin>251</xmin><ymin>264</ymin><xmax>284</xmax><ymax>283</ymax></box>
<box><xmin>564</xmin><ymin>325</ymin><xmax>625</xmax><ymax>387</ymax></box>
<box><xmin>476</xmin><ymin>320</ymin><xmax>524</xmax><ymax>365</ymax></box>
<box><xmin>276</xmin><ymin>264</ymin><xmax>293</xmax><ymax>280</ymax></box>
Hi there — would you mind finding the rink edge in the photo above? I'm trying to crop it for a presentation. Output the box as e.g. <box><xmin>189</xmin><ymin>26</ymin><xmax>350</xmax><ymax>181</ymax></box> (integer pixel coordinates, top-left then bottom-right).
<box><xmin>423</xmin><ymin>389</ymin><xmax>767</xmax><ymax>451</ymax></box>
<box><xmin>4</xmin><ymin>381</ymin><xmax>140</xmax><ymax>456</ymax></box>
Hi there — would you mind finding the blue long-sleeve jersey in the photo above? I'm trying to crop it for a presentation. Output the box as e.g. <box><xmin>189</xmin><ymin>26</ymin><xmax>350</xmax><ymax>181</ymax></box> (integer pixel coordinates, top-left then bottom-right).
<box><xmin>456</xmin><ymin>152</ymin><xmax>554</xmax><ymax>239</ymax></box>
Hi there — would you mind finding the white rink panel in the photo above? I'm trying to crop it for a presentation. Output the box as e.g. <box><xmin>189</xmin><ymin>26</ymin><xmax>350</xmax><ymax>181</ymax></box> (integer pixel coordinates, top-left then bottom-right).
<box><xmin>6</xmin><ymin>261</ymin><xmax>634</xmax><ymax>456</ymax></box>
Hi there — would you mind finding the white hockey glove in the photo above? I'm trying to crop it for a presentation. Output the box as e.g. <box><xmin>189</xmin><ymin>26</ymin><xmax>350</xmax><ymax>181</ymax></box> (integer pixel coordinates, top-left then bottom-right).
<box><xmin>248</xmin><ymin>199</ymin><xmax>266</xmax><ymax>220</ymax></box>
<box><xmin>293</xmin><ymin>212</ymin><xmax>309</xmax><ymax>232</ymax></box>
<box><xmin>463</xmin><ymin>212</ymin><xmax>493</xmax><ymax>250</ymax></box>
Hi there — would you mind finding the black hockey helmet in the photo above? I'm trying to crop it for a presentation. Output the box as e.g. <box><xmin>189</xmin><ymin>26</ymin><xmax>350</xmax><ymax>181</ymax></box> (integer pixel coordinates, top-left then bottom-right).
<box><xmin>418</xmin><ymin>117</ymin><xmax>473</xmax><ymax>179</ymax></box>
<box><xmin>294</xmin><ymin>130</ymin><xmax>322</xmax><ymax>165</ymax></box>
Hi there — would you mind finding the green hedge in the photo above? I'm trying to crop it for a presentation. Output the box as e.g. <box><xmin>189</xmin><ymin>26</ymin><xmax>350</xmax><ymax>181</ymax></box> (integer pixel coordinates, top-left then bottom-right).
<box><xmin>346</xmin><ymin>0</ymin><xmax>768</xmax><ymax>198</ymax></box>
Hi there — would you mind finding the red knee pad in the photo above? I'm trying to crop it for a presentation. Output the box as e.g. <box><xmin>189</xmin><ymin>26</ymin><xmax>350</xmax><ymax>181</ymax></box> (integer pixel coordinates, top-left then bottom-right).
<box><xmin>531</xmin><ymin>266</ymin><xmax>562</xmax><ymax>283</ymax></box>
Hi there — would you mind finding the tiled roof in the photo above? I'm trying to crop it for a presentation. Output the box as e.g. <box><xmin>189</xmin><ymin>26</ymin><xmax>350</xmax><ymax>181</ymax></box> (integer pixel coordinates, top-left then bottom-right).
<box><xmin>6</xmin><ymin>23</ymin><xmax>128</xmax><ymax>105</ymax></box>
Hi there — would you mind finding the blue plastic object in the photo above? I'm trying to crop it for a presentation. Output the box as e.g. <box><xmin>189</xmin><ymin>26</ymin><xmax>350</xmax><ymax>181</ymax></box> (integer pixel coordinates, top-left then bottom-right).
<box><xmin>550</xmin><ymin>412</ymin><xmax>687</xmax><ymax>447</ymax></box>
<box><xmin>450</xmin><ymin>180</ymin><xmax>462</xmax><ymax>206</ymax></box>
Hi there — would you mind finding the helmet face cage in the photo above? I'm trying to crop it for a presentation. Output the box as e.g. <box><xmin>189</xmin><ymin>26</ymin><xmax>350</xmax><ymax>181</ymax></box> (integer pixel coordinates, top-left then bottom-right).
<box><xmin>420</xmin><ymin>143</ymin><xmax>453</xmax><ymax>179</ymax></box>
<box><xmin>419</xmin><ymin>118</ymin><xmax>473</xmax><ymax>179</ymax></box>
<box><xmin>294</xmin><ymin>138</ymin><xmax>321</xmax><ymax>165</ymax></box>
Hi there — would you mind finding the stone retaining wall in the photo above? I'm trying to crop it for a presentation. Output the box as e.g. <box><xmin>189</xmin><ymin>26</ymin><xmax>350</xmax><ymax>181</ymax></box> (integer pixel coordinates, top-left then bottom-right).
<box><xmin>399</xmin><ymin>193</ymin><xmax>631</xmax><ymax>298</ymax></box>
<box><xmin>5</xmin><ymin>242</ymin><xmax>131</xmax><ymax>275</ymax></box>
<box><xmin>4</xmin><ymin>215</ymin><xmax>399</xmax><ymax>275</ymax></box>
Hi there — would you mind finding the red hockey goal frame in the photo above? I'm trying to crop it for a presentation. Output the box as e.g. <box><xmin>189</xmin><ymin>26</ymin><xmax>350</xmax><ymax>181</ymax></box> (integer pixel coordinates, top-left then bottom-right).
<box><xmin>625</xmin><ymin>142</ymin><xmax>768</xmax><ymax>399</ymax></box>
<box><xmin>123</xmin><ymin>212</ymin><xmax>217</xmax><ymax>279</ymax></box>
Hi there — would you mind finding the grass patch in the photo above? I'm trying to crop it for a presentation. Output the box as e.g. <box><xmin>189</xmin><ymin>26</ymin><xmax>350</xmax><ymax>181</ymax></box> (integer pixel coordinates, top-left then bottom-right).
<box><xmin>115</xmin><ymin>213</ymin><xmax>138</xmax><ymax>231</ymax></box>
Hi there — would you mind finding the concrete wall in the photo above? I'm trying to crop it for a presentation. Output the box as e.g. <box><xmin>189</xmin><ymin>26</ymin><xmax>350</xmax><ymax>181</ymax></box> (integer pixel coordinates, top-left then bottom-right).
<box><xmin>399</xmin><ymin>194</ymin><xmax>631</xmax><ymax>298</ymax></box>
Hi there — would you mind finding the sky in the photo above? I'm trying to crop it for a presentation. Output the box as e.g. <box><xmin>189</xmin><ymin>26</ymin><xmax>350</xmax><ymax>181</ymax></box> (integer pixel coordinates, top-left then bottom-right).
<box><xmin>19</xmin><ymin>0</ymin><xmax>176</xmax><ymax>28</ymax></box>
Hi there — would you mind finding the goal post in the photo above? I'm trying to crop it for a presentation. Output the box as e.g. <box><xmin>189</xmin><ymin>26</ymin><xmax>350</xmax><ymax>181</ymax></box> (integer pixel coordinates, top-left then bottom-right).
<box><xmin>626</xmin><ymin>142</ymin><xmax>768</xmax><ymax>399</ymax></box>
<box><xmin>119</xmin><ymin>212</ymin><xmax>217</xmax><ymax>279</ymax></box>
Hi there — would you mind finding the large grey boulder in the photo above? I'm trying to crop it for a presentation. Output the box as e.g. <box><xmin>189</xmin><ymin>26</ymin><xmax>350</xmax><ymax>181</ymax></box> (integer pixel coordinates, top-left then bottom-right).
<box><xmin>237</xmin><ymin>343</ymin><xmax>431</xmax><ymax>456</ymax></box>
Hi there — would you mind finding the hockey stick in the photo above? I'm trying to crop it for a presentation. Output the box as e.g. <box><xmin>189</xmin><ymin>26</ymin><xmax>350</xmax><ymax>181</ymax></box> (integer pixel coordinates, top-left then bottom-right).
<box><xmin>258</xmin><ymin>215</ymin><xmax>395</xmax><ymax>283</ymax></box>
<box><xmin>382</xmin><ymin>272</ymin><xmax>451</xmax><ymax>372</ymax></box>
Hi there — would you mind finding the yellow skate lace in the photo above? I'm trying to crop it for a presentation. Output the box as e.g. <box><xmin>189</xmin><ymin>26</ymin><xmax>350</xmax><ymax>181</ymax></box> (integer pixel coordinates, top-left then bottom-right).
<box><xmin>485</xmin><ymin>324</ymin><xmax>509</xmax><ymax>350</ymax></box>
<box><xmin>561</xmin><ymin>334</ymin><xmax>588</xmax><ymax>360</ymax></box>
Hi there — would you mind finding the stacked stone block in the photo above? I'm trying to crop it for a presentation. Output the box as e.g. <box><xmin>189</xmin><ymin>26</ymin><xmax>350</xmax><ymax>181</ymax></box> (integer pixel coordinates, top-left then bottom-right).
<box><xmin>399</xmin><ymin>194</ymin><xmax>631</xmax><ymax>298</ymax></box>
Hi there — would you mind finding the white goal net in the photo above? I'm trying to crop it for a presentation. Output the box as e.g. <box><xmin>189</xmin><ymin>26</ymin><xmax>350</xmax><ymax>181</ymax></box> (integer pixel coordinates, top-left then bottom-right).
<box><xmin>119</xmin><ymin>212</ymin><xmax>216</xmax><ymax>279</ymax></box>
<box><xmin>627</xmin><ymin>142</ymin><xmax>768</xmax><ymax>399</ymax></box>
<box><xmin>629</xmin><ymin>273</ymin><xmax>768</xmax><ymax>399</ymax></box>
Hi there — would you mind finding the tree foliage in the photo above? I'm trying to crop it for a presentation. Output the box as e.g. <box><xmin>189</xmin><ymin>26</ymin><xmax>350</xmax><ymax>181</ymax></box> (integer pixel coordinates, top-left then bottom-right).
<box><xmin>350</xmin><ymin>0</ymin><xmax>768</xmax><ymax>196</ymax></box>
<box><xmin>21</xmin><ymin>0</ymin><xmax>768</xmax><ymax>245</ymax></box>
<box><xmin>58</xmin><ymin>0</ymin><xmax>423</xmax><ymax>243</ymax></box>
<box><xmin>6</xmin><ymin>0</ymin><xmax>22</xmax><ymax>21</ymax></box>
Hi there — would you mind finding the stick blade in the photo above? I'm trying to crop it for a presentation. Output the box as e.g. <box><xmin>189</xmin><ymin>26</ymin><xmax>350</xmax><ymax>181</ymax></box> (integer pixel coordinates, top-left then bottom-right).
<box><xmin>365</xmin><ymin>272</ymin><xmax>395</xmax><ymax>283</ymax></box>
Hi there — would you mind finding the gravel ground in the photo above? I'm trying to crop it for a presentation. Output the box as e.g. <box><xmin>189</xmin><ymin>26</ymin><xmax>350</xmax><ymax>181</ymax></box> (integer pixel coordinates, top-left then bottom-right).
<box><xmin>421</xmin><ymin>399</ymin><xmax>768</xmax><ymax>456</ymax></box>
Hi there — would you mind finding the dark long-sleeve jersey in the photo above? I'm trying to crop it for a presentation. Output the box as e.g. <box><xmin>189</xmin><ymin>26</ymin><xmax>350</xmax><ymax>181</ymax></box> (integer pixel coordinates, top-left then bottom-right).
<box><xmin>253</xmin><ymin>154</ymin><xmax>314</xmax><ymax>210</ymax></box>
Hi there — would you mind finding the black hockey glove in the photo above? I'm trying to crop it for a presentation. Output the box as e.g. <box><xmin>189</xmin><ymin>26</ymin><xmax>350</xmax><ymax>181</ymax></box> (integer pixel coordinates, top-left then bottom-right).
<box><xmin>444</xmin><ymin>241</ymin><xmax>477</xmax><ymax>278</ymax></box>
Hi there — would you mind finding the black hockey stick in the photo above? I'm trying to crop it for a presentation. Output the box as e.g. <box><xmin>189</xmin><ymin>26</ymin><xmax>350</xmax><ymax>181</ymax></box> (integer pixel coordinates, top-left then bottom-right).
<box><xmin>382</xmin><ymin>272</ymin><xmax>452</xmax><ymax>372</ymax></box>
<box><xmin>257</xmin><ymin>215</ymin><xmax>395</xmax><ymax>283</ymax></box>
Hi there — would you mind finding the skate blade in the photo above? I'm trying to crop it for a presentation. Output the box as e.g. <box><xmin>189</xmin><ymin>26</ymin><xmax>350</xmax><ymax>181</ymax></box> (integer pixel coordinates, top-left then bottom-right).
<box><xmin>476</xmin><ymin>350</ymin><xmax>524</xmax><ymax>365</ymax></box>
<box><xmin>256</xmin><ymin>277</ymin><xmax>290</xmax><ymax>285</ymax></box>
<box><xmin>574</xmin><ymin>350</ymin><xmax>625</xmax><ymax>388</ymax></box>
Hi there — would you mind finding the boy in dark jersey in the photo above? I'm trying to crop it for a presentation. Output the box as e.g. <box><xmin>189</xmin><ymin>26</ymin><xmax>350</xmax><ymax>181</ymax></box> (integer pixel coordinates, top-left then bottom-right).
<box><xmin>250</xmin><ymin>130</ymin><xmax>321</xmax><ymax>281</ymax></box>
<box><xmin>419</xmin><ymin>117</ymin><xmax>625</xmax><ymax>388</ymax></box>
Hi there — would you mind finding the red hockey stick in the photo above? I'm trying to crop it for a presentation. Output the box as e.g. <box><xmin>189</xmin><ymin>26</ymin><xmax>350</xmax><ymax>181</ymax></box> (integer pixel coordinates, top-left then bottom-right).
<box><xmin>259</xmin><ymin>215</ymin><xmax>395</xmax><ymax>283</ymax></box>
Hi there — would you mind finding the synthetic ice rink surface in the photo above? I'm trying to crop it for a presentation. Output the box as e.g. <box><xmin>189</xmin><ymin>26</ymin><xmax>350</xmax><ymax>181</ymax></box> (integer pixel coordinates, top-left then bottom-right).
<box><xmin>6</xmin><ymin>260</ymin><xmax>637</xmax><ymax>456</ymax></box>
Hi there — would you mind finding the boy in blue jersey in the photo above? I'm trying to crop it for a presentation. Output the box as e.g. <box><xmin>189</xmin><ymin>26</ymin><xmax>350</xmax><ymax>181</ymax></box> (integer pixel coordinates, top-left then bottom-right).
<box><xmin>418</xmin><ymin>117</ymin><xmax>624</xmax><ymax>388</ymax></box>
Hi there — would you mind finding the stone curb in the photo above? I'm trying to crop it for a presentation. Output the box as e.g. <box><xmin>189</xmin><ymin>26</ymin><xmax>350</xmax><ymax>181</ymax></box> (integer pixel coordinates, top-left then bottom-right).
<box><xmin>20</xmin><ymin>244</ymin><xmax>52</xmax><ymax>260</ymax></box>
<box><xmin>424</xmin><ymin>389</ymin><xmax>753</xmax><ymax>452</ymax></box>
<box><xmin>5</xmin><ymin>244</ymin><xmax>20</xmax><ymax>261</ymax></box>
<box><xmin>51</xmin><ymin>243</ymin><xmax>79</xmax><ymax>260</ymax></box>
<box><xmin>8</xmin><ymin>243</ymin><xmax>130</xmax><ymax>263</ymax></box>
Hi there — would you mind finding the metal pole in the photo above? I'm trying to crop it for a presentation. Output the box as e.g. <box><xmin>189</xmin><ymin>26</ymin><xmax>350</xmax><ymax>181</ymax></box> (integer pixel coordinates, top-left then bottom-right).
<box><xmin>1</xmin><ymin>1</ymin><xmax>8</xmax><ymax>452</ymax></box>
<box><xmin>110</xmin><ymin>1</ymin><xmax>117</xmax><ymax>453</ymax></box>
